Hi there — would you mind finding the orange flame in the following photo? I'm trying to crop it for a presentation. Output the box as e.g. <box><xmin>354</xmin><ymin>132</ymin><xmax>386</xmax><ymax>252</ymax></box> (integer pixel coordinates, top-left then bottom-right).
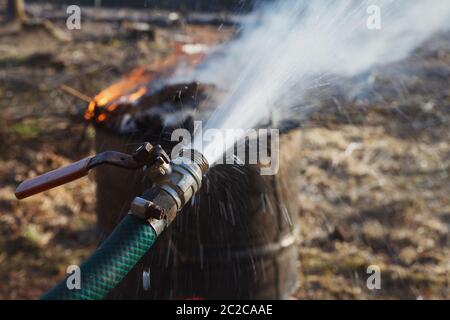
<box><xmin>84</xmin><ymin>68</ymin><xmax>153</xmax><ymax>122</ymax></box>
<box><xmin>85</xmin><ymin>25</ymin><xmax>232</xmax><ymax>124</ymax></box>
<box><xmin>128</xmin><ymin>87</ymin><xmax>148</xmax><ymax>103</ymax></box>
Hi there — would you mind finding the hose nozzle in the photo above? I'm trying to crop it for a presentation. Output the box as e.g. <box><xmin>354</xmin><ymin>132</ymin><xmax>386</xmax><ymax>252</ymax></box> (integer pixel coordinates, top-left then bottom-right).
<box><xmin>130</xmin><ymin>149</ymin><xmax>209</xmax><ymax>235</ymax></box>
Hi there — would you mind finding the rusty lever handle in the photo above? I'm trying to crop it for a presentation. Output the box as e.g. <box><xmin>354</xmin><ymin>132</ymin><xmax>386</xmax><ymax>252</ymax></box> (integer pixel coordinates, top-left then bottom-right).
<box><xmin>14</xmin><ymin>143</ymin><xmax>167</xmax><ymax>200</ymax></box>
<box><xmin>15</xmin><ymin>157</ymin><xmax>93</xmax><ymax>200</ymax></box>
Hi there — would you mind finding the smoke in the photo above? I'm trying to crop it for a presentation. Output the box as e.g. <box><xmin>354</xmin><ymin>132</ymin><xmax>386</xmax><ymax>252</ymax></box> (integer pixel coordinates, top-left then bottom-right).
<box><xmin>188</xmin><ymin>0</ymin><xmax>450</xmax><ymax>164</ymax></box>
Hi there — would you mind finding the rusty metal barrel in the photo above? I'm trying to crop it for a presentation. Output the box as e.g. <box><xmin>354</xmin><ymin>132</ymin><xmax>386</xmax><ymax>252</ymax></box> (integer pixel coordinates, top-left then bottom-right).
<box><xmin>170</xmin><ymin>151</ymin><xmax>300</xmax><ymax>299</ymax></box>
<box><xmin>92</xmin><ymin>84</ymin><xmax>301</xmax><ymax>299</ymax></box>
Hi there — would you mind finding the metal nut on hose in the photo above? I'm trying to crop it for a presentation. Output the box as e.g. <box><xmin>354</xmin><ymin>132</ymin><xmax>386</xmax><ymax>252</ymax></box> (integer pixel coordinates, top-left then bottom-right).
<box><xmin>130</xmin><ymin>197</ymin><xmax>165</xmax><ymax>220</ymax></box>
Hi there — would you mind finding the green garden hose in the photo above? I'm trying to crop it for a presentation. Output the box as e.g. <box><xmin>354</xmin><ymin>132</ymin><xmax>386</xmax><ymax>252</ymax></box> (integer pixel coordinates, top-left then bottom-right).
<box><xmin>41</xmin><ymin>215</ymin><xmax>157</xmax><ymax>300</ymax></box>
<box><xmin>40</xmin><ymin>149</ymin><xmax>208</xmax><ymax>300</ymax></box>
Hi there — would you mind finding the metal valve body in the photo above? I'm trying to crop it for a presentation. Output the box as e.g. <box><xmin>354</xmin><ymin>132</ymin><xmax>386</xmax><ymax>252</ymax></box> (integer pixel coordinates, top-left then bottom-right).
<box><xmin>130</xmin><ymin>149</ymin><xmax>209</xmax><ymax>235</ymax></box>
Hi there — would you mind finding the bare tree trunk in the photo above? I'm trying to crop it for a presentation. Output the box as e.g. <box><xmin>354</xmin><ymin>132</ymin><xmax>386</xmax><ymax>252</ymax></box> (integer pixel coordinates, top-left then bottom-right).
<box><xmin>7</xmin><ymin>0</ymin><xmax>27</xmax><ymax>22</ymax></box>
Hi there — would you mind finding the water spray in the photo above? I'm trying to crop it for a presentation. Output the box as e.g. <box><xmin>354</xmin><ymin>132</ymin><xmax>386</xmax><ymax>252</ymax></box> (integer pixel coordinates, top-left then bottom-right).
<box><xmin>177</xmin><ymin>0</ymin><xmax>450</xmax><ymax>165</ymax></box>
<box><xmin>15</xmin><ymin>143</ymin><xmax>208</xmax><ymax>299</ymax></box>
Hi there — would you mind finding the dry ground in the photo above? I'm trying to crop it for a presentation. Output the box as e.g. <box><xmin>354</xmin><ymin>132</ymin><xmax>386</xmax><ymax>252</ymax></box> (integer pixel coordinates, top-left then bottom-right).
<box><xmin>293</xmin><ymin>33</ymin><xmax>450</xmax><ymax>299</ymax></box>
<box><xmin>0</xmin><ymin>6</ymin><xmax>448</xmax><ymax>299</ymax></box>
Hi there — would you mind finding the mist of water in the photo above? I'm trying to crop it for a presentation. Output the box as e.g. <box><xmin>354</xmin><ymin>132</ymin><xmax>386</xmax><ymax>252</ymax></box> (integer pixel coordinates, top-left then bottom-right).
<box><xmin>187</xmin><ymin>0</ymin><xmax>450</xmax><ymax>165</ymax></box>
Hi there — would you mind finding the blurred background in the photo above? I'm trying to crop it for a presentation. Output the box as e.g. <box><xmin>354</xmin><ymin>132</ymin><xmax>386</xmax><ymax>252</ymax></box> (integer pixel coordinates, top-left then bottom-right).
<box><xmin>0</xmin><ymin>0</ymin><xmax>449</xmax><ymax>299</ymax></box>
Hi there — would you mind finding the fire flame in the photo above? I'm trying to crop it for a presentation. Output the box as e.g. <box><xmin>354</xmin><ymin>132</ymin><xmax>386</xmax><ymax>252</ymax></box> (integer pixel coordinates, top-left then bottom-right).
<box><xmin>84</xmin><ymin>26</ymin><xmax>232</xmax><ymax>124</ymax></box>
<box><xmin>83</xmin><ymin>50</ymin><xmax>204</xmax><ymax>123</ymax></box>
<box><xmin>84</xmin><ymin>68</ymin><xmax>153</xmax><ymax>122</ymax></box>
